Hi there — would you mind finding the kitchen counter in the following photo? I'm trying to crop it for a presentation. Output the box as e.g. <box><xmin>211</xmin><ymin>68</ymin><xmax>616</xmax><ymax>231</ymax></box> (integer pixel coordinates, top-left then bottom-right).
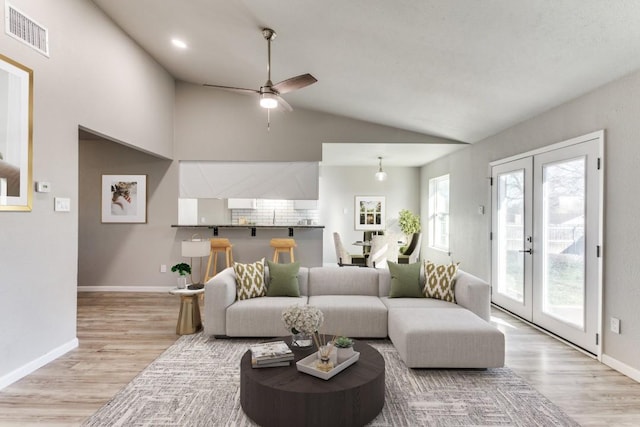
<box><xmin>171</xmin><ymin>224</ymin><xmax>325</xmax><ymax>266</ymax></box>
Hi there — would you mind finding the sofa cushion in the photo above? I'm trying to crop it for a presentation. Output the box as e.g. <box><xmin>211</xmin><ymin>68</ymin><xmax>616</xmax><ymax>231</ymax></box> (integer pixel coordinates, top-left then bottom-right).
<box><xmin>424</xmin><ymin>261</ymin><xmax>459</xmax><ymax>302</ymax></box>
<box><xmin>266</xmin><ymin>261</ymin><xmax>301</xmax><ymax>297</ymax></box>
<box><xmin>226</xmin><ymin>296</ymin><xmax>308</xmax><ymax>337</ymax></box>
<box><xmin>388</xmin><ymin>308</ymin><xmax>504</xmax><ymax>368</ymax></box>
<box><xmin>308</xmin><ymin>295</ymin><xmax>388</xmax><ymax>338</ymax></box>
<box><xmin>380</xmin><ymin>296</ymin><xmax>462</xmax><ymax>310</ymax></box>
<box><xmin>388</xmin><ymin>261</ymin><xmax>423</xmax><ymax>298</ymax></box>
<box><xmin>308</xmin><ymin>267</ymin><xmax>380</xmax><ymax>296</ymax></box>
<box><xmin>233</xmin><ymin>258</ymin><xmax>266</xmax><ymax>300</ymax></box>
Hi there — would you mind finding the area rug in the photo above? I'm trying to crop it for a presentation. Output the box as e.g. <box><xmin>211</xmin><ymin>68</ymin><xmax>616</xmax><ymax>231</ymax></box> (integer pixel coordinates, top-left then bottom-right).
<box><xmin>83</xmin><ymin>334</ymin><xmax>579</xmax><ymax>426</ymax></box>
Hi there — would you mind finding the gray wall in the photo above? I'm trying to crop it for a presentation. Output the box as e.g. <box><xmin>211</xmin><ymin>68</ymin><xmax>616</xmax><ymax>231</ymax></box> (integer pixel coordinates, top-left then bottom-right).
<box><xmin>320</xmin><ymin>165</ymin><xmax>421</xmax><ymax>265</ymax></box>
<box><xmin>421</xmin><ymin>68</ymin><xmax>640</xmax><ymax>373</ymax></box>
<box><xmin>0</xmin><ymin>0</ymin><xmax>174</xmax><ymax>385</ymax></box>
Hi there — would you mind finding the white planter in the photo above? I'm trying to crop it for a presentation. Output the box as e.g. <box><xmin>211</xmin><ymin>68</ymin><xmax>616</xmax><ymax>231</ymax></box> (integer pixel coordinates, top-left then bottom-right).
<box><xmin>336</xmin><ymin>346</ymin><xmax>355</xmax><ymax>364</ymax></box>
<box><xmin>177</xmin><ymin>276</ymin><xmax>187</xmax><ymax>289</ymax></box>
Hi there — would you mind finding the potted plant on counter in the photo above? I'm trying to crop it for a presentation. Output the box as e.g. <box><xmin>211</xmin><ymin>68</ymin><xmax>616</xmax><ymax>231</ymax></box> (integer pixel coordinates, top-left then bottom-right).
<box><xmin>171</xmin><ymin>262</ymin><xmax>191</xmax><ymax>289</ymax></box>
<box><xmin>334</xmin><ymin>336</ymin><xmax>355</xmax><ymax>363</ymax></box>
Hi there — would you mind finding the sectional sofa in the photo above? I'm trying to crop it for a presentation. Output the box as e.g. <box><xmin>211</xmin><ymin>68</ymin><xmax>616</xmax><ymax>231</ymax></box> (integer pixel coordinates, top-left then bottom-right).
<box><xmin>204</xmin><ymin>265</ymin><xmax>504</xmax><ymax>368</ymax></box>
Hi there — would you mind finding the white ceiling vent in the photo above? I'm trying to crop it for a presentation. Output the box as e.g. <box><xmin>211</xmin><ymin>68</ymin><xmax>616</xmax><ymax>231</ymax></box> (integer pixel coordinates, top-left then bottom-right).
<box><xmin>5</xmin><ymin>2</ymin><xmax>49</xmax><ymax>57</ymax></box>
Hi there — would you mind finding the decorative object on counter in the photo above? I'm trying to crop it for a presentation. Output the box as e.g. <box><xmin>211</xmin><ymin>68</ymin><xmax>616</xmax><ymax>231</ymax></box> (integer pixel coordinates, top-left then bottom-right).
<box><xmin>101</xmin><ymin>174</ymin><xmax>147</xmax><ymax>223</ymax></box>
<box><xmin>334</xmin><ymin>336</ymin><xmax>356</xmax><ymax>363</ymax></box>
<box><xmin>270</xmin><ymin>238</ymin><xmax>297</xmax><ymax>263</ymax></box>
<box><xmin>171</xmin><ymin>263</ymin><xmax>191</xmax><ymax>289</ymax></box>
<box><xmin>0</xmin><ymin>54</ymin><xmax>33</xmax><ymax>212</ymax></box>
<box><xmin>375</xmin><ymin>156</ymin><xmax>387</xmax><ymax>181</ymax></box>
<box><xmin>181</xmin><ymin>234</ymin><xmax>210</xmax><ymax>285</ymax></box>
<box><xmin>205</xmin><ymin>238</ymin><xmax>234</xmax><ymax>282</ymax></box>
<box><xmin>355</xmin><ymin>196</ymin><xmax>386</xmax><ymax>231</ymax></box>
<box><xmin>282</xmin><ymin>304</ymin><xmax>324</xmax><ymax>348</ymax></box>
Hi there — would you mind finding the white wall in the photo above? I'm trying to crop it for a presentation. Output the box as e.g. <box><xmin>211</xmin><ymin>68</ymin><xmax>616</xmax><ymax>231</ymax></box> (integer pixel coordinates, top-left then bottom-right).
<box><xmin>320</xmin><ymin>165</ymin><xmax>421</xmax><ymax>265</ymax></box>
<box><xmin>0</xmin><ymin>0</ymin><xmax>174</xmax><ymax>388</ymax></box>
<box><xmin>421</xmin><ymin>68</ymin><xmax>640</xmax><ymax>377</ymax></box>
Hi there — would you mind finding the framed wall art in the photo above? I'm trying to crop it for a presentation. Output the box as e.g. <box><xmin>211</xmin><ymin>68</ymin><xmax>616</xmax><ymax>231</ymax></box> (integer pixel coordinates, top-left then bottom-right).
<box><xmin>0</xmin><ymin>54</ymin><xmax>33</xmax><ymax>211</ymax></box>
<box><xmin>355</xmin><ymin>195</ymin><xmax>385</xmax><ymax>230</ymax></box>
<box><xmin>101</xmin><ymin>174</ymin><xmax>147</xmax><ymax>223</ymax></box>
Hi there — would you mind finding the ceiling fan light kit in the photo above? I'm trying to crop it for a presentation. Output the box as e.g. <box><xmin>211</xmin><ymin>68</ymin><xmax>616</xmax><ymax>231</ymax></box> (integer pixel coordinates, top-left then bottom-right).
<box><xmin>375</xmin><ymin>157</ymin><xmax>388</xmax><ymax>181</ymax></box>
<box><xmin>204</xmin><ymin>27</ymin><xmax>317</xmax><ymax>128</ymax></box>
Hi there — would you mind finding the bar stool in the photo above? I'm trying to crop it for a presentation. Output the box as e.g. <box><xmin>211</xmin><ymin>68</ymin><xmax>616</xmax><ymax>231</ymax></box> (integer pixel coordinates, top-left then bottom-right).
<box><xmin>205</xmin><ymin>238</ymin><xmax>234</xmax><ymax>282</ymax></box>
<box><xmin>270</xmin><ymin>238</ymin><xmax>297</xmax><ymax>263</ymax></box>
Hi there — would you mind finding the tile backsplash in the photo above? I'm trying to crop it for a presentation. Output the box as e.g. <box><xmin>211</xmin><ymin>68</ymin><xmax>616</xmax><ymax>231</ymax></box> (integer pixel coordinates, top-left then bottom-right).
<box><xmin>231</xmin><ymin>199</ymin><xmax>320</xmax><ymax>225</ymax></box>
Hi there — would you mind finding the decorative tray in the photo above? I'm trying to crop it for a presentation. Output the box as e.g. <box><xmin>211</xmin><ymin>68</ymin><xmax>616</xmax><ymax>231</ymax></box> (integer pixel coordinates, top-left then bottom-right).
<box><xmin>296</xmin><ymin>351</ymin><xmax>360</xmax><ymax>380</ymax></box>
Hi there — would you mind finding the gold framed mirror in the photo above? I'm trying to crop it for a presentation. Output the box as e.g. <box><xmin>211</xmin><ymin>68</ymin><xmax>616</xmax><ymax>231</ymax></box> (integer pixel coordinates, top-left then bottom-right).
<box><xmin>0</xmin><ymin>54</ymin><xmax>33</xmax><ymax>211</ymax></box>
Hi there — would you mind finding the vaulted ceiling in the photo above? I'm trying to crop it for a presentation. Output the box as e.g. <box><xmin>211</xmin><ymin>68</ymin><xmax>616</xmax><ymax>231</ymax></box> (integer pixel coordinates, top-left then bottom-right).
<box><xmin>92</xmin><ymin>0</ymin><xmax>640</xmax><ymax>164</ymax></box>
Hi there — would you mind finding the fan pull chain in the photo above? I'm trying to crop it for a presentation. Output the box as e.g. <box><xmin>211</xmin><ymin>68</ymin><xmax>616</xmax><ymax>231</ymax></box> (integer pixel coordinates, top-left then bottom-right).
<box><xmin>267</xmin><ymin>108</ymin><xmax>271</xmax><ymax>131</ymax></box>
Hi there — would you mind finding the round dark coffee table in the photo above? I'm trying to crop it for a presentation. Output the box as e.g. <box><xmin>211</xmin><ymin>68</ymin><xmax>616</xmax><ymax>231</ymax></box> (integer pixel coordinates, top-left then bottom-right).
<box><xmin>240</xmin><ymin>337</ymin><xmax>385</xmax><ymax>427</ymax></box>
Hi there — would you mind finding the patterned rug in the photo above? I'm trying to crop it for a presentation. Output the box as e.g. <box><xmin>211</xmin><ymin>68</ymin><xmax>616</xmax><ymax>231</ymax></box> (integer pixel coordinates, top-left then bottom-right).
<box><xmin>83</xmin><ymin>334</ymin><xmax>579</xmax><ymax>426</ymax></box>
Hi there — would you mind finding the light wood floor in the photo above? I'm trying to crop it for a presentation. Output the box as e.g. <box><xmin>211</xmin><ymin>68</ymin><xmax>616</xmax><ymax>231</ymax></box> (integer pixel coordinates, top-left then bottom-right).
<box><xmin>0</xmin><ymin>293</ymin><xmax>639</xmax><ymax>426</ymax></box>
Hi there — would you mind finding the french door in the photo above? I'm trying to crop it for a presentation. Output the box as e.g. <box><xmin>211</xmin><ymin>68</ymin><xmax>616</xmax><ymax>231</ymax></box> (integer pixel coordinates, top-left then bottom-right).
<box><xmin>491</xmin><ymin>133</ymin><xmax>602</xmax><ymax>355</ymax></box>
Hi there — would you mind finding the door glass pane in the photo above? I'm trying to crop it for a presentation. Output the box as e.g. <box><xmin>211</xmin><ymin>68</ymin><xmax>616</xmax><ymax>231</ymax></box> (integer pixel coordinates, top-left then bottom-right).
<box><xmin>496</xmin><ymin>170</ymin><xmax>525</xmax><ymax>302</ymax></box>
<box><xmin>542</xmin><ymin>157</ymin><xmax>585</xmax><ymax>328</ymax></box>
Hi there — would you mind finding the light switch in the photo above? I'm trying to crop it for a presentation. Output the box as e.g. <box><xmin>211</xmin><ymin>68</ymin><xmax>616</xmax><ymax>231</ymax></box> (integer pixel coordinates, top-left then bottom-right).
<box><xmin>54</xmin><ymin>197</ymin><xmax>71</xmax><ymax>212</ymax></box>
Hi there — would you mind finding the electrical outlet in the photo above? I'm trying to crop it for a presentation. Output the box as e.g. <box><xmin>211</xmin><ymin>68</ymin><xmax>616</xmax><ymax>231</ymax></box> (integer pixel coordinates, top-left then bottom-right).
<box><xmin>160</xmin><ymin>264</ymin><xmax>167</xmax><ymax>273</ymax></box>
<box><xmin>610</xmin><ymin>317</ymin><xmax>621</xmax><ymax>334</ymax></box>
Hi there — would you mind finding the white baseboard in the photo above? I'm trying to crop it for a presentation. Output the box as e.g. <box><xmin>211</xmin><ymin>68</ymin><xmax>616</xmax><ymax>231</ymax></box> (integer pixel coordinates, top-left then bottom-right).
<box><xmin>0</xmin><ymin>338</ymin><xmax>79</xmax><ymax>391</ymax></box>
<box><xmin>78</xmin><ymin>286</ymin><xmax>174</xmax><ymax>292</ymax></box>
<box><xmin>602</xmin><ymin>354</ymin><xmax>640</xmax><ymax>383</ymax></box>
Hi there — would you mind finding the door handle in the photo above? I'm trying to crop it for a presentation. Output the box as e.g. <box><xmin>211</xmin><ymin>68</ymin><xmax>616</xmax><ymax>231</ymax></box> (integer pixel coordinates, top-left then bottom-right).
<box><xmin>519</xmin><ymin>248</ymin><xmax>533</xmax><ymax>254</ymax></box>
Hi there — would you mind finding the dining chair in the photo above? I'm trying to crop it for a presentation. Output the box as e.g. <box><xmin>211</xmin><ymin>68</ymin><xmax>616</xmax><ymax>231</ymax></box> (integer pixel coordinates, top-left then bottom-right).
<box><xmin>333</xmin><ymin>232</ymin><xmax>366</xmax><ymax>266</ymax></box>
<box><xmin>367</xmin><ymin>234</ymin><xmax>398</xmax><ymax>268</ymax></box>
<box><xmin>398</xmin><ymin>233</ymin><xmax>422</xmax><ymax>264</ymax></box>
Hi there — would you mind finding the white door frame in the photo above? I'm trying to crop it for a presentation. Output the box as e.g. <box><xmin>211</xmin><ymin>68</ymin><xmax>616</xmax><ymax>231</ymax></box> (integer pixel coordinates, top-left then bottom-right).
<box><xmin>489</xmin><ymin>130</ymin><xmax>604</xmax><ymax>359</ymax></box>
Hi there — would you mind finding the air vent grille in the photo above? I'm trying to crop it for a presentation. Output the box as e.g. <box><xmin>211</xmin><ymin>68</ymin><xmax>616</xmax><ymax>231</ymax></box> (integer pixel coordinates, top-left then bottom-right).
<box><xmin>5</xmin><ymin>3</ymin><xmax>49</xmax><ymax>57</ymax></box>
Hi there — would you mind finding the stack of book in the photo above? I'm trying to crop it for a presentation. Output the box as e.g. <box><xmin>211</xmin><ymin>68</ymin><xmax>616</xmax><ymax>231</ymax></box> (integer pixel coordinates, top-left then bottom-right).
<box><xmin>250</xmin><ymin>340</ymin><xmax>294</xmax><ymax>368</ymax></box>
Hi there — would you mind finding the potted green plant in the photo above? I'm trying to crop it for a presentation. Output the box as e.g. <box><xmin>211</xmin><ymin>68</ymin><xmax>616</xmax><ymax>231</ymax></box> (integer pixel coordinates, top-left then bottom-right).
<box><xmin>171</xmin><ymin>263</ymin><xmax>191</xmax><ymax>289</ymax></box>
<box><xmin>334</xmin><ymin>336</ymin><xmax>355</xmax><ymax>363</ymax></box>
<box><xmin>398</xmin><ymin>209</ymin><xmax>421</xmax><ymax>251</ymax></box>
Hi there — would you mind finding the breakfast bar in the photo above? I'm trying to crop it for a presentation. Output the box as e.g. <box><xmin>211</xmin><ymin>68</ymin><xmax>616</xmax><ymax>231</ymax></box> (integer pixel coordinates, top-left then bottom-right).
<box><xmin>172</xmin><ymin>224</ymin><xmax>325</xmax><ymax>267</ymax></box>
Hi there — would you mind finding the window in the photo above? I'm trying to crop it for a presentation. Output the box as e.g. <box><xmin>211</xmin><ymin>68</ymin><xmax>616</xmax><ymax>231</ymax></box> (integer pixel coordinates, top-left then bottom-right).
<box><xmin>428</xmin><ymin>174</ymin><xmax>450</xmax><ymax>251</ymax></box>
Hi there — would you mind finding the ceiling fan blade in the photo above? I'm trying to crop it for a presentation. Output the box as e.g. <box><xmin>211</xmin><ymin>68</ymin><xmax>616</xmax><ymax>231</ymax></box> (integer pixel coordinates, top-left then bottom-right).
<box><xmin>272</xmin><ymin>73</ymin><xmax>317</xmax><ymax>94</ymax></box>
<box><xmin>276</xmin><ymin>95</ymin><xmax>293</xmax><ymax>112</ymax></box>
<box><xmin>203</xmin><ymin>83</ymin><xmax>260</xmax><ymax>95</ymax></box>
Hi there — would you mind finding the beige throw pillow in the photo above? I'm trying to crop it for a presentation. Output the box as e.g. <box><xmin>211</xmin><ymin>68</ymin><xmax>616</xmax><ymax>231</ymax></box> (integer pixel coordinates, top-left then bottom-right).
<box><xmin>423</xmin><ymin>261</ymin><xmax>459</xmax><ymax>303</ymax></box>
<box><xmin>234</xmin><ymin>258</ymin><xmax>266</xmax><ymax>300</ymax></box>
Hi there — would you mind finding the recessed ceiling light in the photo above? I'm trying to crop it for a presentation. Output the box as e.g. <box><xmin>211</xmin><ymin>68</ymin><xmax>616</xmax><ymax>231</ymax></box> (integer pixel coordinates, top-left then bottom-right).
<box><xmin>171</xmin><ymin>38</ymin><xmax>187</xmax><ymax>49</ymax></box>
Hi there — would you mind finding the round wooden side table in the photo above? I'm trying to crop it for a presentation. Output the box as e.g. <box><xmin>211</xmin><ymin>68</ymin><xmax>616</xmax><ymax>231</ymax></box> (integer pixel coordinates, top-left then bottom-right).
<box><xmin>168</xmin><ymin>287</ymin><xmax>204</xmax><ymax>335</ymax></box>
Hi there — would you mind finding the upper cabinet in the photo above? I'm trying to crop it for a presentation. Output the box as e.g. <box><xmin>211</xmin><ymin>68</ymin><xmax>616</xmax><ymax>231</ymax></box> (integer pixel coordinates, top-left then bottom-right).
<box><xmin>293</xmin><ymin>200</ymin><xmax>319</xmax><ymax>210</ymax></box>
<box><xmin>179</xmin><ymin>161</ymin><xmax>319</xmax><ymax>200</ymax></box>
<box><xmin>227</xmin><ymin>198</ymin><xmax>257</xmax><ymax>209</ymax></box>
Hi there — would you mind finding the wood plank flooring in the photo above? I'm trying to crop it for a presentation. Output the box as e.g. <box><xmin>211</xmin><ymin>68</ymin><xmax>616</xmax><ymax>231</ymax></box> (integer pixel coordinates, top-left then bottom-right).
<box><xmin>0</xmin><ymin>293</ymin><xmax>639</xmax><ymax>426</ymax></box>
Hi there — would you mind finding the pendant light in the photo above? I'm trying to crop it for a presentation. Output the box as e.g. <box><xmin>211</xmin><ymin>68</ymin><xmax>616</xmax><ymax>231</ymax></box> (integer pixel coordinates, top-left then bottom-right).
<box><xmin>375</xmin><ymin>157</ymin><xmax>387</xmax><ymax>181</ymax></box>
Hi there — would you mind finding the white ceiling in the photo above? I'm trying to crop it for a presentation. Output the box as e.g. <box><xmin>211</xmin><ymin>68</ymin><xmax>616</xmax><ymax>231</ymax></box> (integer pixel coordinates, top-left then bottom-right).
<box><xmin>92</xmin><ymin>0</ymin><xmax>640</xmax><ymax>165</ymax></box>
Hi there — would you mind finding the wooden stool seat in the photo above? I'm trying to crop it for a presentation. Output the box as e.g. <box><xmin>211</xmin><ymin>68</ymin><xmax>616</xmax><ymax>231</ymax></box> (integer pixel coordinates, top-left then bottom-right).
<box><xmin>270</xmin><ymin>238</ymin><xmax>297</xmax><ymax>263</ymax></box>
<box><xmin>205</xmin><ymin>238</ymin><xmax>234</xmax><ymax>282</ymax></box>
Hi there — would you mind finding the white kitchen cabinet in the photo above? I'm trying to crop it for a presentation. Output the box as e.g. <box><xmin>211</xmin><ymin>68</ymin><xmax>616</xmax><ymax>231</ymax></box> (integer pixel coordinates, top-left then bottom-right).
<box><xmin>227</xmin><ymin>198</ymin><xmax>257</xmax><ymax>209</ymax></box>
<box><xmin>293</xmin><ymin>200</ymin><xmax>319</xmax><ymax>210</ymax></box>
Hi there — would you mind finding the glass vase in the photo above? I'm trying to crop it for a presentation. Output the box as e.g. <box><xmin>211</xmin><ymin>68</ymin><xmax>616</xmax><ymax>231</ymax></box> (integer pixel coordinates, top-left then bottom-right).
<box><xmin>291</xmin><ymin>331</ymin><xmax>313</xmax><ymax>348</ymax></box>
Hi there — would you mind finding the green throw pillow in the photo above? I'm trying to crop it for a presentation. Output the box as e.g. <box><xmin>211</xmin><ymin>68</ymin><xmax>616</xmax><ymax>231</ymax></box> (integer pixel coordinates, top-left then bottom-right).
<box><xmin>388</xmin><ymin>261</ymin><xmax>423</xmax><ymax>298</ymax></box>
<box><xmin>266</xmin><ymin>260</ymin><xmax>301</xmax><ymax>297</ymax></box>
<box><xmin>233</xmin><ymin>258</ymin><xmax>266</xmax><ymax>300</ymax></box>
<box><xmin>423</xmin><ymin>260</ymin><xmax>459</xmax><ymax>302</ymax></box>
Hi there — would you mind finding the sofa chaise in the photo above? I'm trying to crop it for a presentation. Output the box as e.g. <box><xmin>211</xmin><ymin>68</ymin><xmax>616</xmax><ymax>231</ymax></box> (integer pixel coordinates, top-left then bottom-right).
<box><xmin>204</xmin><ymin>265</ymin><xmax>504</xmax><ymax>368</ymax></box>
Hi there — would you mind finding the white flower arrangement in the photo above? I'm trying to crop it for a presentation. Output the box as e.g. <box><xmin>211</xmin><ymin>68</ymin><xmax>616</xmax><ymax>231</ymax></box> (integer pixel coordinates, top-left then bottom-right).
<box><xmin>282</xmin><ymin>304</ymin><xmax>324</xmax><ymax>334</ymax></box>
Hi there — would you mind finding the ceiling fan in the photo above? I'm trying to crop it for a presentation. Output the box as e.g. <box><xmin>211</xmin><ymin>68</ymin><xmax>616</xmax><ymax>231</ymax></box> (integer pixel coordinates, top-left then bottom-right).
<box><xmin>204</xmin><ymin>28</ymin><xmax>317</xmax><ymax>114</ymax></box>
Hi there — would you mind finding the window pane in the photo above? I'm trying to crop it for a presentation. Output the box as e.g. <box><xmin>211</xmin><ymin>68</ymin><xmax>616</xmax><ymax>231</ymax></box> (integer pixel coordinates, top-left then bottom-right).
<box><xmin>429</xmin><ymin>174</ymin><xmax>450</xmax><ymax>250</ymax></box>
<box><xmin>542</xmin><ymin>158</ymin><xmax>585</xmax><ymax>328</ymax></box>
